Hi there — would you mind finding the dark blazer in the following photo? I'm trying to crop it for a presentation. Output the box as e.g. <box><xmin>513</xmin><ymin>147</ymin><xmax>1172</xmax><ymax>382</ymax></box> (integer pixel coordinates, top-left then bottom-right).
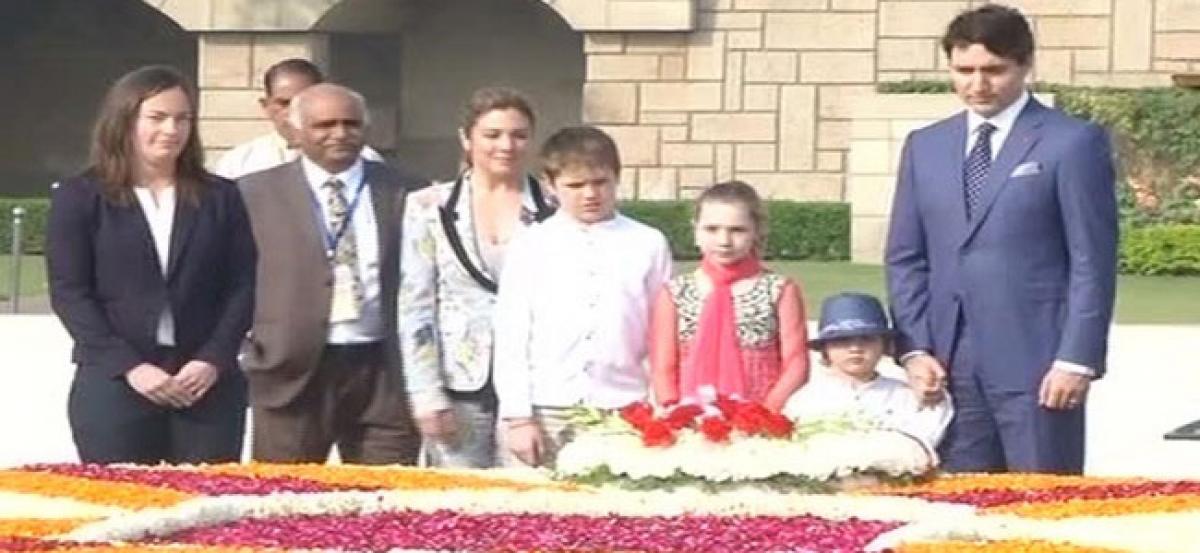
<box><xmin>885</xmin><ymin>99</ymin><xmax>1119</xmax><ymax>392</ymax></box>
<box><xmin>46</xmin><ymin>173</ymin><xmax>257</xmax><ymax>379</ymax></box>
<box><xmin>237</xmin><ymin>159</ymin><xmax>426</xmax><ymax>408</ymax></box>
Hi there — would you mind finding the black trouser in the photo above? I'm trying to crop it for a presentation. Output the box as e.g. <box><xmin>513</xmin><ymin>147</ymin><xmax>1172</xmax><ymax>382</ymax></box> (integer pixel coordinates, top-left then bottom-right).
<box><xmin>68</xmin><ymin>347</ymin><xmax>247</xmax><ymax>464</ymax></box>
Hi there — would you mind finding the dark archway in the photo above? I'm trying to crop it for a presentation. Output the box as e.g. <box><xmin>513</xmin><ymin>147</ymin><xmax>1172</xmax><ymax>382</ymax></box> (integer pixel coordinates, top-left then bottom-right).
<box><xmin>316</xmin><ymin>0</ymin><xmax>584</xmax><ymax>180</ymax></box>
<box><xmin>0</xmin><ymin>0</ymin><xmax>196</xmax><ymax>197</ymax></box>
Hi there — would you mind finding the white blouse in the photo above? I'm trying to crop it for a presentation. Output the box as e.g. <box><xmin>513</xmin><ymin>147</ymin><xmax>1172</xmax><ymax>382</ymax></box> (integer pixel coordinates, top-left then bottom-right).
<box><xmin>133</xmin><ymin>186</ymin><xmax>176</xmax><ymax>347</ymax></box>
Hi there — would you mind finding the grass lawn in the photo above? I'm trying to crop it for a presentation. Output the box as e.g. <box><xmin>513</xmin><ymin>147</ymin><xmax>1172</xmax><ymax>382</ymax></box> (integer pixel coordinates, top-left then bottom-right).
<box><xmin>4</xmin><ymin>256</ymin><xmax>1198</xmax><ymax>323</ymax></box>
<box><xmin>0</xmin><ymin>254</ymin><xmax>47</xmax><ymax>301</ymax></box>
<box><xmin>681</xmin><ymin>260</ymin><xmax>1200</xmax><ymax>325</ymax></box>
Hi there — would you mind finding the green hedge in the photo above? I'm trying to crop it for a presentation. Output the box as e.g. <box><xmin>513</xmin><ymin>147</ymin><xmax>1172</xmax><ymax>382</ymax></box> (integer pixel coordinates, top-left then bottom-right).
<box><xmin>1120</xmin><ymin>224</ymin><xmax>1200</xmax><ymax>276</ymax></box>
<box><xmin>0</xmin><ymin>198</ymin><xmax>48</xmax><ymax>255</ymax></box>
<box><xmin>621</xmin><ymin>200</ymin><xmax>849</xmax><ymax>261</ymax></box>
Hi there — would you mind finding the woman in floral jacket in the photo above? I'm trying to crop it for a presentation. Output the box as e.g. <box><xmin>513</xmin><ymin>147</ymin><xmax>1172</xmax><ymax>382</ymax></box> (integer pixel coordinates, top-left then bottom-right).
<box><xmin>398</xmin><ymin>87</ymin><xmax>553</xmax><ymax>467</ymax></box>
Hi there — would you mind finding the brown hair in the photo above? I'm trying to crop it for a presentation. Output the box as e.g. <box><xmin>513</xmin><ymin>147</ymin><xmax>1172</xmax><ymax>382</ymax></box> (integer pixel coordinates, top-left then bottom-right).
<box><xmin>89</xmin><ymin>65</ymin><xmax>207</xmax><ymax>205</ymax></box>
<box><xmin>539</xmin><ymin>126</ymin><xmax>621</xmax><ymax>183</ymax></box>
<box><xmin>460</xmin><ymin>86</ymin><xmax>536</xmax><ymax>136</ymax></box>
<box><xmin>695</xmin><ymin>180</ymin><xmax>768</xmax><ymax>251</ymax></box>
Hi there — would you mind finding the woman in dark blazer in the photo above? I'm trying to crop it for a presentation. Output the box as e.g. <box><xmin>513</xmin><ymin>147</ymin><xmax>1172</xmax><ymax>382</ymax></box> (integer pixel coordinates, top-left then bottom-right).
<box><xmin>46</xmin><ymin>65</ymin><xmax>256</xmax><ymax>464</ymax></box>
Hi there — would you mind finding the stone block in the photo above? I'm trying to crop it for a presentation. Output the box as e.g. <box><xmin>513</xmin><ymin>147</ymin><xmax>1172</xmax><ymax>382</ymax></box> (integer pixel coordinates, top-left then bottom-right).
<box><xmin>832</xmin><ymin>0</ymin><xmax>878</xmax><ymax>10</ymax></box>
<box><xmin>638</xmin><ymin>167</ymin><xmax>680</xmax><ymax>199</ymax></box>
<box><xmin>733</xmin><ymin>0</ymin><xmax>828</xmax><ymax>10</ymax></box>
<box><xmin>584</xmin><ymin>33</ymin><xmax>625</xmax><ymax>53</ymax></box>
<box><xmin>686</xmin><ymin>32</ymin><xmax>726</xmax><ymax>80</ymax></box>
<box><xmin>879</xmin><ymin>2</ymin><xmax>969</xmax><ymax>37</ymax></box>
<box><xmin>1113</xmin><ymin>0</ymin><xmax>1152</xmax><ymax>70</ymax></box>
<box><xmin>1004</xmin><ymin>0</ymin><xmax>1110</xmax><ymax>15</ymax></box>
<box><xmin>641</xmin><ymin>112</ymin><xmax>691</xmax><ymax>124</ymax></box>
<box><xmin>800</xmin><ymin>52</ymin><xmax>875</xmax><ymax>83</ymax></box>
<box><xmin>743</xmin><ymin>84</ymin><xmax>779</xmax><ymax>111</ymax></box>
<box><xmin>817</xmin><ymin>85</ymin><xmax>876</xmax><ymax>118</ymax></box>
<box><xmin>736</xmin><ymin>144</ymin><xmax>777</xmax><ymax>171</ymax></box>
<box><xmin>598</xmin><ymin>125</ymin><xmax>661</xmax><ymax>165</ymax></box>
<box><xmin>846</xmin><ymin>91</ymin><xmax>961</xmax><ymax>119</ymax></box>
<box><xmin>725</xmin><ymin>52</ymin><xmax>745</xmax><ymax>109</ymax></box>
<box><xmin>817</xmin><ymin>120</ymin><xmax>852</xmax><ymax>150</ymax></box>
<box><xmin>641</xmin><ymin>82</ymin><xmax>724</xmax><ymax>111</ymax></box>
<box><xmin>699</xmin><ymin>0</ymin><xmax>734</xmax><ymax>9</ymax></box>
<box><xmin>155</xmin><ymin>0</ymin><xmax>206</xmax><ymax>30</ymax></box>
<box><xmin>1036</xmin><ymin>17</ymin><xmax>1110</xmax><ymax>48</ymax></box>
<box><xmin>1155</xmin><ymin>32</ymin><xmax>1200</xmax><ymax>59</ymax></box>
<box><xmin>727</xmin><ymin>30</ymin><xmax>763</xmax><ymax>50</ymax></box>
<box><xmin>200</xmin><ymin>89</ymin><xmax>263</xmax><ymax>119</ymax></box>
<box><xmin>817</xmin><ymin>151</ymin><xmax>843</xmax><ymax>172</ymax></box>
<box><xmin>661</xmin><ymin>143</ymin><xmax>716</xmax><ymax>166</ymax></box>
<box><xmin>848</xmin><ymin>139</ymin><xmax>892</xmax><ymax>175</ymax></box>
<box><xmin>199</xmin><ymin>34</ymin><xmax>253</xmax><ymax>88</ymax></box>
<box><xmin>583</xmin><ymin>83</ymin><xmax>638</xmax><ymax>124</ymax></box>
<box><xmin>679</xmin><ymin>166</ymin><xmax>716</xmax><ymax>187</ymax></box>
<box><xmin>691</xmin><ymin>113</ymin><xmax>777</xmax><ymax>141</ymax></box>
<box><xmin>698</xmin><ymin>11</ymin><xmax>763</xmax><ymax>30</ymax></box>
<box><xmin>744</xmin><ymin>51</ymin><xmax>799</xmax><ymax>83</ymax></box>
<box><xmin>625</xmin><ymin>33</ymin><xmax>688</xmax><ymax>53</ymax></box>
<box><xmin>587</xmin><ymin>54</ymin><xmax>661</xmax><ymax>80</ymax></box>
<box><xmin>661</xmin><ymin>55</ymin><xmax>687</xmax><ymax>79</ymax></box>
<box><xmin>607</xmin><ymin>0</ymin><xmax>696</xmax><ymax>31</ymax></box>
<box><xmin>847</xmin><ymin>174</ymin><xmax>896</xmax><ymax>216</ymax></box>
<box><xmin>199</xmin><ymin>119</ymin><xmax>270</xmax><ymax>149</ymax></box>
<box><xmin>779</xmin><ymin>85</ymin><xmax>817</xmax><ymax>170</ymax></box>
<box><xmin>662</xmin><ymin>125</ymin><xmax>689</xmax><ymax>141</ymax></box>
<box><xmin>1156</xmin><ymin>0</ymin><xmax>1200</xmax><ymax>31</ymax></box>
<box><xmin>1035</xmin><ymin>48</ymin><xmax>1074</xmax><ymax>84</ymax></box>
<box><xmin>878</xmin><ymin>38</ymin><xmax>937</xmax><ymax>70</ymax></box>
<box><xmin>716</xmin><ymin>144</ymin><xmax>735</xmax><ymax>180</ymax></box>
<box><xmin>850</xmin><ymin>120</ymin><xmax>890</xmax><ymax>140</ymax></box>
<box><xmin>1153</xmin><ymin>60</ymin><xmax>1191</xmax><ymax>72</ymax></box>
<box><xmin>764</xmin><ymin>12</ymin><xmax>875</xmax><ymax>50</ymax></box>
<box><xmin>737</xmin><ymin>172</ymin><xmax>842</xmax><ymax>200</ymax></box>
<box><xmin>877</xmin><ymin>71</ymin><xmax>916</xmax><ymax>82</ymax></box>
<box><xmin>890</xmin><ymin>119</ymin><xmax>928</xmax><ymax>141</ymax></box>
<box><xmin>1075</xmin><ymin>48</ymin><xmax>1111</xmax><ymax>72</ymax></box>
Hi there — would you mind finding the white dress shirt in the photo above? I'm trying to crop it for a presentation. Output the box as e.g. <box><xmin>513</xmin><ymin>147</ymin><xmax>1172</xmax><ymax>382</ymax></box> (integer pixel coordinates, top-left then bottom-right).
<box><xmin>783</xmin><ymin>369</ymin><xmax>952</xmax><ymax>450</ymax></box>
<box><xmin>300</xmin><ymin>157</ymin><xmax>384</xmax><ymax>344</ymax></box>
<box><xmin>493</xmin><ymin>211</ymin><xmax>673</xmax><ymax>419</ymax></box>
<box><xmin>132</xmin><ymin>186</ymin><xmax>176</xmax><ymax>347</ymax></box>
<box><xmin>214</xmin><ymin>131</ymin><xmax>384</xmax><ymax>180</ymax></box>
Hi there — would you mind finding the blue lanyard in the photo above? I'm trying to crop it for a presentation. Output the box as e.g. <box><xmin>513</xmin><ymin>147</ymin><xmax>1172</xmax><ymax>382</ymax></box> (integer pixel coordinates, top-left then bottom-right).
<box><xmin>309</xmin><ymin>177</ymin><xmax>369</xmax><ymax>259</ymax></box>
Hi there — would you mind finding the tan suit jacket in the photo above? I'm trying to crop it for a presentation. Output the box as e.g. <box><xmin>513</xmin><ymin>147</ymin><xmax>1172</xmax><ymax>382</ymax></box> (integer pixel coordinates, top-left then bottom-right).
<box><xmin>238</xmin><ymin>159</ymin><xmax>425</xmax><ymax>409</ymax></box>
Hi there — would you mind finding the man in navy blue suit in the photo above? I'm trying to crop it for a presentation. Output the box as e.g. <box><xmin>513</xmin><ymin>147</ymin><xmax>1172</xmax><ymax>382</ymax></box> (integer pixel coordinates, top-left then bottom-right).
<box><xmin>885</xmin><ymin>4</ymin><xmax>1118</xmax><ymax>474</ymax></box>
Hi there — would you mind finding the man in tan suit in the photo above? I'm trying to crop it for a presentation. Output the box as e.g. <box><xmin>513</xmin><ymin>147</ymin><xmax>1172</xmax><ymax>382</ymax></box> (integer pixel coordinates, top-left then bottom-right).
<box><xmin>238</xmin><ymin>83</ymin><xmax>425</xmax><ymax>463</ymax></box>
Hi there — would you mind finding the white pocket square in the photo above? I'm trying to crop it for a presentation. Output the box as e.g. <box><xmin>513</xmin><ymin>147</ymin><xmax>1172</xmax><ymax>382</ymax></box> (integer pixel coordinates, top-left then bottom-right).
<box><xmin>1010</xmin><ymin>161</ymin><xmax>1042</xmax><ymax>177</ymax></box>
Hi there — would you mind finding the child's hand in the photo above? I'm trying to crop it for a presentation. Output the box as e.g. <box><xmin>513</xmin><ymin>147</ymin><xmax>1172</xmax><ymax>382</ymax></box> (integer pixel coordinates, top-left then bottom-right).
<box><xmin>505</xmin><ymin>418</ymin><xmax>544</xmax><ymax>467</ymax></box>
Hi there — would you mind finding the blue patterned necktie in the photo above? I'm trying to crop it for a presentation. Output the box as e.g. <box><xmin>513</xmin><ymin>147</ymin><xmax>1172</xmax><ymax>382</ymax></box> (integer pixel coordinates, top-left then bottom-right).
<box><xmin>964</xmin><ymin>122</ymin><xmax>996</xmax><ymax>220</ymax></box>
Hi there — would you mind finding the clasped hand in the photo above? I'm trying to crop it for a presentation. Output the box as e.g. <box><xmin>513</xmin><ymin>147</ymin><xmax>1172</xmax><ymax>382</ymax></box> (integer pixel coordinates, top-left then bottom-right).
<box><xmin>125</xmin><ymin>360</ymin><xmax>219</xmax><ymax>409</ymax></box>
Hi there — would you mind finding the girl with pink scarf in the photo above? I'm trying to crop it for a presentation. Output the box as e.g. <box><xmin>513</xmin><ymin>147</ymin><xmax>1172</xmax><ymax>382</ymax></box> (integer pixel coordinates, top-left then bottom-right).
<box><xmin>649</xmin><ymin>181</ymin><xmax>811</xmax><ymax>413</ymax></box>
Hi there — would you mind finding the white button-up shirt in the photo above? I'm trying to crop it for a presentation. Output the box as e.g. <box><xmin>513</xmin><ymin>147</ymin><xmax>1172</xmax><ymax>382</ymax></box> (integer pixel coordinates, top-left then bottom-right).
<box><xmin>300</xmin><ymin>157</ymin><xmax>383</xmax><ymax>344</ymax></box>
<box><xmin>133</xmin><ymin>186</ymin><xmax>177</xmax><ymax>347</ymax></box>
<box><xmin>965</xmin><ymin>89</ymin><xmax>1030</xmax><ymax>160</ymax></box>
<box><xmin>784</xmin><ymin>369</ymin><xmax>953</xmax><ymax>450</ymax></box>
<box><xmin>214</xmin><ymin>131</ymin><xmax>385</xmax><ymax>180</ymax></box>
<box><xmin>493</xmin><ymin>211</ymin><xmax>673</xmax><ymax>419</ymax></box>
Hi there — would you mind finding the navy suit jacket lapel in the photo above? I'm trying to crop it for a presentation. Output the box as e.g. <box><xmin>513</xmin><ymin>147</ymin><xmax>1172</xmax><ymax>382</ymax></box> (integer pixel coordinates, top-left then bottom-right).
<box><xmin>942</xmin><ymin>113</ymin><xmax>969</xmax><ymax>240</ymax></box>
<box><xmin>166</xmin><ymin>194</ymin><xmax>197</xmax><ymax>282</ymax></box>
<box><xmin>961</xmin><ymin>99</ymin><xmax>1045</xmax><ymax>246</ymax></box>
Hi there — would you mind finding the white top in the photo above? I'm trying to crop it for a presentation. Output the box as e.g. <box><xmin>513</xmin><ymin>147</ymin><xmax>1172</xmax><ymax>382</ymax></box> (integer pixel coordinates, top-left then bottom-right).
<box><xmin>493</xmin><ymin>212</ymin><xmax>673</xmax><ymax>419</ymax></box>
<box><xmin>132</xmin><ymin>186</ymin><xmax>177</xmax><ymax>347</ymax></box>
<box><xmin>783</xmin><ymin>369</ymin><xmax>952</xmax><ymax>450</ymax></box>
<box><xmin>214</xmin><ymin>131</ymin><xmax>384</xmax><ymax>180</ymax></box>
<box><xmin>300</xmin><ymin>156</ymin><xmax>384</xmax><ymax>344</ymax></box>
<box><xmin>964</xmin><ymin>89</ymin><xmax>1030</xmax><ymax>160</ymax></box>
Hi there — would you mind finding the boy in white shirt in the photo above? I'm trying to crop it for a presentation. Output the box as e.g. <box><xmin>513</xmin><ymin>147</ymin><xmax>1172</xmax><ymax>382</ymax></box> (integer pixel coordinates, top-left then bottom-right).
<box><xmin>493</xmin><ymin>126</ymin><xmax>672</xmax><ymax>468</ymax></box>
<box><xmin>784</xmin><ymin>293</ymin><xmax>952</xmax><ymax>451</ymax></box>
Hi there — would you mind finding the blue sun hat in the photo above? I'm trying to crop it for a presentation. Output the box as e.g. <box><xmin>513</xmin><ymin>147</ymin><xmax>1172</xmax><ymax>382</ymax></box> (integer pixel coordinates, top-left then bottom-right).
<box><xmin>807</xmin><ymin>292</ymin><xmax>894</xmax><ymax>350</ymax></box>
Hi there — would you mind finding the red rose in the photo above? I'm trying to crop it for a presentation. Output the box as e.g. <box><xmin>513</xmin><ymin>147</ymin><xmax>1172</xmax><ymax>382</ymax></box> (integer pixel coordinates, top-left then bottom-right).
<box><xmin>640</xmin><ymin>420</ymin><xmax>677</xmax><ymax>447</ymax></box>
<box><xmin>699</xmin><ymin>416</ymin><xmax>732</xmax><ymax>443</ymax></box>
<box><xmin>730</xmin><ymin>409</ymin><xmax>765</xmax><ymax>434</ymax></box>
<box><xmin>663</xmin><ymin>404</ymin><xmax>704</xmax><ymax>430</ymax></box>
<box><xmin>713</xmin><ymin>396</ymin><xmax>740</xmax><ymax>419</ymax></box>
<box><xmin>619</xmin><ymin>401</ymin><xmax>655</xmax><ymax>430</ymax></box>
<box><xmin>763</xmin><ymin>412</ymin><xmax>794</xmax><ymax>438</ymax></box>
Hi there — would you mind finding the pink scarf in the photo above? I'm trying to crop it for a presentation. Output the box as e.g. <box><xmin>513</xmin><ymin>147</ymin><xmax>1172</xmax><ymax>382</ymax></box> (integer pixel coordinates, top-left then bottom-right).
<box><xmin>682</xmin><ymin>255</ymin><xmax>763</xmax><ymax>400</ymax></box>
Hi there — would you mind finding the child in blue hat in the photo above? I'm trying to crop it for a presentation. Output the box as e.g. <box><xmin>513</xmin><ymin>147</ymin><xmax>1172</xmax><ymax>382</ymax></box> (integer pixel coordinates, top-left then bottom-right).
<box><xmin>783</xmin><ymin>292</ymin><xmax>952</xmax><ymax>450</ymax></box>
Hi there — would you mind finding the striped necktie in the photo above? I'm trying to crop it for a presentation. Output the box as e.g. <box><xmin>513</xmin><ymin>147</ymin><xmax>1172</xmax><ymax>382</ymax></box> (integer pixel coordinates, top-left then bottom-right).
<box><xmin>323</xmin><ymin>178</ymin><xmax>364</xmax><ymax>309</ymax></box>
<box><xmin>964</xmin><ymin>122</ymin><xmax>996</xmax><ymax>220</ymax></box>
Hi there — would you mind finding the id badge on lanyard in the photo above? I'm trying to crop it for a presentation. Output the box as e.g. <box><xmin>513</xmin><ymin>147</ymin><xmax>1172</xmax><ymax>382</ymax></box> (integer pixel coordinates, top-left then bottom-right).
<box><xmin>312</xmin><ymin>178</ymin><xmax>368</xmax><ymax>323</ymax></box>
